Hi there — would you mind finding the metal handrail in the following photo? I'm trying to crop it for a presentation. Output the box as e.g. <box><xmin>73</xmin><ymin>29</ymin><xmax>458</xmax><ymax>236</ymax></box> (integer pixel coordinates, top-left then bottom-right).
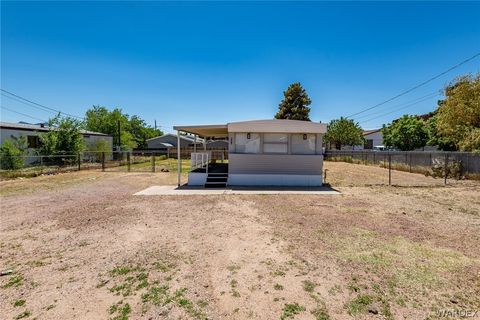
<box><xmin>190</xmin><ymin>152</ymin><xmax>210</xmax><ymax>172</ymax></box>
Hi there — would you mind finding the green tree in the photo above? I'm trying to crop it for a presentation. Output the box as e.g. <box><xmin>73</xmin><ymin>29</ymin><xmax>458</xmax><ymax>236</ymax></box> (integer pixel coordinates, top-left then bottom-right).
<box><xmin>426</xmin><ymin>115</ymin><xmax>457</xmax><ymax>151</ymax></box>
<box><xmin>459</xmin><ymin>128</ymin><xmax>480</xmax><ymax>152</ymax></box>
<box><xmin>382</xmin><ymin>115</ymin><xmax>428</xmax><ymax>151</ymax></box>
<box><xmin>0</xmin><ymin>136</ymin><xmax>27</xmax><ymax>170</ymax></box>
<box><xmin>38</xmin><ymin>115</ymin><xmax>85</xmax><ymax>155</ymax></box>
<box><xmin>275</xmin><ymin>82</ymin><xmax>312</xmax><ymax>121</ymax></box>
<box><xmin>85</xmin><ymin>106</ymin><xmax>135</xmax><ymax>149</ymax></box>
<box><xmin>324</xmin><ymin>117</ymin><xmax>364</xmax><ymax>149</ymax></box>
<box><xmin>88</xmin><ymin>139</ymin><xmax>111</xmax><ymax>153</ymax></box>
<box><xmin>434</xmin><ymin>74</ymin><xmax>480</xmax><ymax>151</ymax></box>
<box><xmin>129</xmin><ymin>115</ymin><xmax>162</xmax><ymax>149</ymax></box>
<box><xmin>85</xmin><ymin>106</ymin><xmax>161</xmax><ymax>150</ymax></box>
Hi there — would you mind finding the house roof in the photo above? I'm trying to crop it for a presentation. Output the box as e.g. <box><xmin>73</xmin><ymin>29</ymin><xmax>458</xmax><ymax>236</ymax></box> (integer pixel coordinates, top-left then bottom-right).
<box><xmin>0</xmin><ymin>121</ymin><xmax>111</xmax><ymax>136</ymax></box>
<box><xmin>362</xmin><ymin>129</ymin><xmax>382</xmax><ymax>136</ymax></box>
<box><xmin>174</xmin><ymin>119</ymin><xmax>327</xmax><ymax>137</ymax></box>
<box><xmin>228</xmin><ymin>119</ymin><xmax>327</xmax><ymax>134</ymax></box>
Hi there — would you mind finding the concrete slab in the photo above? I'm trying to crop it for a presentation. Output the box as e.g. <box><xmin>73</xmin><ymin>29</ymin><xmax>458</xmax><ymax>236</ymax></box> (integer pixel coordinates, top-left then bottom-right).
<box><xmin>134</xmin><ymin>185</ymin><xmax>340</xmax><ymax>196</ymax></box>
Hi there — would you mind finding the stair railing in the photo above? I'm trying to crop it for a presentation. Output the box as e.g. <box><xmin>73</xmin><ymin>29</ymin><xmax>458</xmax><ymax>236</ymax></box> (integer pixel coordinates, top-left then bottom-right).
<box><xmin>190</xmin><ymin>152</ymin><xmax>210</xmax><ymax>173</ymax></box>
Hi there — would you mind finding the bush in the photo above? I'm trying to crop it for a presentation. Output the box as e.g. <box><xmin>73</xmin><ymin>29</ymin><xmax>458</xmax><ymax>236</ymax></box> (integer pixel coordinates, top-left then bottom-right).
<box><xmin>0</xmin><ymin>137</ymin><xmax>27</xmax><ymax>170</ymax></box>
<box><xmin>39</xmin><ymin>115</ymin><xmax>85</xmax><ymax>156</ymax></box>
<box><xmin>428</xmin><ymin>160</ymin><xmax>462</xmax><ymax>180</ymax></box>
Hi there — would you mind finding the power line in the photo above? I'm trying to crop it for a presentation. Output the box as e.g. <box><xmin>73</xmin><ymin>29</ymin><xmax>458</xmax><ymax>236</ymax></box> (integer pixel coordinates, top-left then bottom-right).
<box><xmin>0</xmin><ymin>89</ymin><xmax>85</xmax><ymax>120</ymax></box>
<box><xmin>353</xmin><ymin>91</ymin><xmax>439</xmax><ymax>121</ymax></box>
<box><xmin>346</xmin><ymin>52</ymin><xmax>480</xmax><ymax>118</ymax></box>
<box><xmin>1</xmin><ymin>88</ymin><xmax>175</xmax><ymax>131</ymax></box>
<box><xmin>358</xmin><ymin>93</ymin><xmax>440</xmax><ymax>125</ymax></box>
<box><xmin>0</xmin><ymin>105</ymin><xmax>48</xmax><ymax>123</ymax></box>
<box><xmin>1</xmin><ymin>93</ymin><xmax>57</xmax><ymax>115</ymax></box>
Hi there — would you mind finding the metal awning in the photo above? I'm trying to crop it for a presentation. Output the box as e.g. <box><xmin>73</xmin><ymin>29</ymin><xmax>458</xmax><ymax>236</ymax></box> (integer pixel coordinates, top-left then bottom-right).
<box><xmin>173</xmin><ymin>124</ymin><xmax>228</xmax><ymax>187</ymax></box>
<box><xmin>173</xmin><ymin>124</ymin><xmax>228</xmax><ymax>138</ymax></box>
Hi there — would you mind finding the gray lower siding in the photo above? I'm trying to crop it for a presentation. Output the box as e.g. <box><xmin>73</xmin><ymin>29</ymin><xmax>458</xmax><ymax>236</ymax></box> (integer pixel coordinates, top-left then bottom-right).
<box><xmin>228</xmin><ymin>153</ymin><xmax>323</xmax><ymax>175</ymax></box>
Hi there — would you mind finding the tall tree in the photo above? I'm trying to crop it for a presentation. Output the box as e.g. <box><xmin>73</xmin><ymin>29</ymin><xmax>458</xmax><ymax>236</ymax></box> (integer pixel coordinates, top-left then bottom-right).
<box><xmin>85</xmin><ymin>106</ymin><xmax>162</xmax><ymax>150</ymax></box>
<box><xmin>129</xmin><ymin>115</ymin><xmax>162</xmax><ymax>149</ymax></box>
<box><xmin>426</xmin><ymin>115</ymin><xmax>457</xmax><ymax>151</ymax></box>
<box><xmin>434</xmin><ymin>74</ymin><xmax>480</xmax><ymax>151</ymax></box>
<box><xmin>275</xmin><ymin>82</ymin><xmax>312</xmax><ymax>121</ymax></box>
<box><xmin>85</xmin><ymin>106</ymin><xmax>135</xmax><ymax>149</ymax></box>
<box><xmin>382</xmin><ymin>115</ymin><xmax>428</xmax><ymax>151</ymax></box>
<box><xmin>324</xmin><ymin>117</ymin><xmax>364</xmax><ymax>149</ymax></box>
<box><xmin>38</xmin><ymin>115</ymin><xmax>85</xmax><ymax>155</ymax></box>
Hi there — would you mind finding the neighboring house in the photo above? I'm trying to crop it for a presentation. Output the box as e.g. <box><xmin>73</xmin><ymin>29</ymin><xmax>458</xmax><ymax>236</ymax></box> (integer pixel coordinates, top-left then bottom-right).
<box><xmin>360</xmin><ymin>129</ymin><xmax>383</xmax><ymax>150</ymax></box>
<box><xmin>0</xmin><ymin>121</ymin><xmax>113</xmax><ymax>152</ymax></box>
<box><xmin>146</xmin><ymin>133</ymin><xmax>204</xmax><ymax>150</ymax></box>
<box><xmin>173</xmin><ymin>119</ymin><xmax>327</xmax><ymax>187</ymax></box>
<box><xmin>327</xmin><ymin>129</ymin><xmax>383</xmax><ymax>150</ymax></box>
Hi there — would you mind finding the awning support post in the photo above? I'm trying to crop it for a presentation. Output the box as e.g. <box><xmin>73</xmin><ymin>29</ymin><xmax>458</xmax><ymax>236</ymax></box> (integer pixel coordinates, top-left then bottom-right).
<box><xmin>177</xmin><ymin>131</ymin><xmax>181</xmax><ymax>187</ymax></box>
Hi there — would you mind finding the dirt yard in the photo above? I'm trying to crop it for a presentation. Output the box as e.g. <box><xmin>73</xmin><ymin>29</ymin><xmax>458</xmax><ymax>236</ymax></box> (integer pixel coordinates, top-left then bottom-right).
<box><xmin>1</xmin><ymin>162</ymin><xmax>479</xmax><ymax>320</ymax></box>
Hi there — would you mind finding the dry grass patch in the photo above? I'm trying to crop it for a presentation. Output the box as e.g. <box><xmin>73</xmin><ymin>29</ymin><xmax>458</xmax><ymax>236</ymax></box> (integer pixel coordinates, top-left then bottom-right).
<box><xmin>319</xmin><ymin>227</ymin><xmax>480</xmax><ymax>317</ymax></box>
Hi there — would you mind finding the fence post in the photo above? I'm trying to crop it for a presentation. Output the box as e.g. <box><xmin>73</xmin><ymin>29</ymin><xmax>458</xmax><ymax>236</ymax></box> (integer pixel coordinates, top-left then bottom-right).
<box><xmin>127</xmin><ymin>152</ymin><xmax>131</xmax><ymax>172</ymax></box>
<box><xmin>102</xmin><ymin>152</ymin><xmax>105</xmax><ymax>172</ymax></box>
<box><xmin>388</xmin><ymin>154</ymin><xmax>392</xmax><ymax>186</ymax></box>
<box><xmin>77</xmin><ymin>153</ymin><xmax>81</xmax><ymax>171</ymax></box>
<box><xmin>409</xmin><ymin>153</ymin><xmax>412</xmax><ymax>173</ymax></box>
<box><xmin>444</xmin><ymin>153</ymin><xmax>448</xmax><ymax>185</ymax></box>
<box><xmin>152</xmin><ymin>153</ymin><xmax>156</xmax><ymax>172</ymax></box>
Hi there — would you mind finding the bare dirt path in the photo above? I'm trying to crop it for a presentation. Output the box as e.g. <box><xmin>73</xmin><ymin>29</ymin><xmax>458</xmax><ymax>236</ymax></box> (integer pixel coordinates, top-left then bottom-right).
<box><xmin>1</xmin><ymin>164</ymin><xmax>479</xmax><ymax>320</ymax></box>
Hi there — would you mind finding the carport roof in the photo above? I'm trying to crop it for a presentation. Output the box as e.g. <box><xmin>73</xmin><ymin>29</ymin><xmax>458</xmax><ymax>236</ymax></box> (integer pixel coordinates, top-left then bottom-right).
<box><xmin>173</xmin><ymin>124</ymin><xmax>228</xmax><ymax>137</ymax></box>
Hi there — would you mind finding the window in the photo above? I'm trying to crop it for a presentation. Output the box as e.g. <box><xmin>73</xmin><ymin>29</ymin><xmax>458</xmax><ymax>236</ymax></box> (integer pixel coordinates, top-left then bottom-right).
<box><xmin>235</xmin><ymin>133</ymin><xmax>260</xmax><ymax>153</ymax></box>
<box><xmin>27</xmin><ymin>135</ymin><xmax>40</xmax><ymax>148</ymax></box>
<box><xmin>364</xmin><ymin>139</ymin><xmax>373</xmax><ymax>149</ymax></box>
<box><xmin>263</xmin><ymin>133</ymin><xmax>288</xmax><ymax>154</ymax></box>
<box><xmin>291</xmin><ymin>134</ymin><xmax>316</xmax><ymax>154</ymax></box>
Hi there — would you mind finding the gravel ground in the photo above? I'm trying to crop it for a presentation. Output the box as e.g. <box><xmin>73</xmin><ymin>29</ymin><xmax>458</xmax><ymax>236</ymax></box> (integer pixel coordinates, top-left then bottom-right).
<box><xmin>0</xmin><ymin>162</ymin><xmax>479</xmax><ymax>320</ymax></box>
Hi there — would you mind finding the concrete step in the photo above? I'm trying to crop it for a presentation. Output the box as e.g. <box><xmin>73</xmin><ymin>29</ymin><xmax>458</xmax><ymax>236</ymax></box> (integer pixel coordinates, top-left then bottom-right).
<box><xmin>207</xmin><ymin>177</ymin><xmax>228</xmax><ymax>182</ymax></box>
<box><xmin>205</xmin><ymin>182</ymin><xmax>227</xmax><ymax>188</ymax></box>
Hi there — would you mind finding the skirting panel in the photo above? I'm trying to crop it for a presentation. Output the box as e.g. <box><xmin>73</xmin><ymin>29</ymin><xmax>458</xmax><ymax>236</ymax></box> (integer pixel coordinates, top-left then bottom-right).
<box><xmin>228</xmin><ymin>174</ymin><xmax>323</xmax><ymax>186</ymax></box>
<box><xmin>188</xmin><ymin>172</ymin><xmax>207</xmax><ymax>186</ymax></box>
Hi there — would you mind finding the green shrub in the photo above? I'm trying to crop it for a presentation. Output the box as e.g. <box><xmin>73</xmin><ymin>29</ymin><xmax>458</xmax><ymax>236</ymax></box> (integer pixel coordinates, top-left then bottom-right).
<box><xmin>0</xmin><ymin>137</ymin><xmax>27</xmax><ymax>170</ymax></box>
<box><xmin>428</xmin><ymin>160</ymin><xmax>462</xmax><ymax>179</ymax></box>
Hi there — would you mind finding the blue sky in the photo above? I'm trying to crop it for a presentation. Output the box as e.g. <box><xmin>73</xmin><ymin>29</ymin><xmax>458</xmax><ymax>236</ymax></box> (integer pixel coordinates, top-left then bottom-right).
<box><xmin>1</xmin><ymin>1</ymin><xmax>479</xmax><ymax>132</ymax></box>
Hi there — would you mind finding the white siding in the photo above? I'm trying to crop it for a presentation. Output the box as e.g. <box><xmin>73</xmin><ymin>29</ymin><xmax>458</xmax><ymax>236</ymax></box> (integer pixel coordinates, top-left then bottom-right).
<box><xmin>229</xmin><ymin>153</ymin><xmax>323</xmax><ymax>175</ymax></box>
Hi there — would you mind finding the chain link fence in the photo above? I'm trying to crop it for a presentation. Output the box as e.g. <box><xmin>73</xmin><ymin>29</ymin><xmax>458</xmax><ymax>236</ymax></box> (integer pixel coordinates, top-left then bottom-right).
<box><xmin>324</xmin><ymin>150</ymin><xmax>480</xmax><ymax>185</ymax></box>
<box><xmin>0</xmin><ymin>148</ymin><xmax>230</xmax><ymax>179</ymax></box>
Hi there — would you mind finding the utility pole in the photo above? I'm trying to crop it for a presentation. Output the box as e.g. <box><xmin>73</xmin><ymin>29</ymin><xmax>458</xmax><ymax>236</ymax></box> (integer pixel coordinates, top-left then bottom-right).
<box><xmin>154</xmin><ymin>120</ymin><xmax>157</xmax><ymax>131</ymax></box>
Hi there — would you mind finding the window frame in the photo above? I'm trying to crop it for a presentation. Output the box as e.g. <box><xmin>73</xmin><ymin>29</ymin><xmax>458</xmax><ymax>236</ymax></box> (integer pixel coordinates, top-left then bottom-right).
<box><xmin>262</xmin><ymin>133</ymin><xmax>289</xmax><ymax>154</ymax></box>
<box><xmin>232</xmin><ymin>132</ymin><xmax>319</xmax><ymax>155</ymax></box>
